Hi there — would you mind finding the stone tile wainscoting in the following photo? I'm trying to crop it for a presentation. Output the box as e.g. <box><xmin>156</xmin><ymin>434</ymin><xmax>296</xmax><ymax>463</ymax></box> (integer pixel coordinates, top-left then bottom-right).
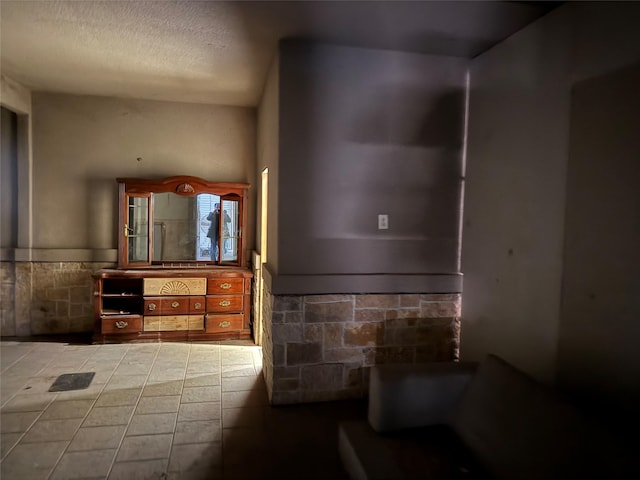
<box><xmin>261</xmin><ymin>283</ymin><xmax>461</xmax><ymax>405</ymax></box>
<box><xmin>0</xmin><ymin>262</ymin><xmax>113</xmax><ymax>336</ymax></box>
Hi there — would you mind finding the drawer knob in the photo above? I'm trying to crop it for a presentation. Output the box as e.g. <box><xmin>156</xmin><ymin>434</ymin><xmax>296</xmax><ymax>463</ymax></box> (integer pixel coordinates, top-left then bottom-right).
<box><xmin>219</xmin><ymin>300</ymin><xmax>231</xmax><ymax>307</ymax></box>
<box><xmin>194</xmin><ymin>302</ymin><xmax>202</xmax><ymax>310</ymax></box>
<box><xmin>148</xmin><ymin>303</ymin><xmax>156</xmax><ymax>311</ymax></box>
<box><xmin>219</xmin><ymin>321</ymin><xmax>231</xmax><ymax>328</ymax></box>
<box><xmin>171</xmin><ymin>301</ymin><xmax>180</xmax><ymax>308</ymax></box>
<box><xmin>115</xmin><ymin>321</ymin><xmax>128</xmax><ymax>329</ymax></box>
<box><xmin>220</xmin><ymin>282</ymin><xmax>232</xmax><ymax>290</ymax></box>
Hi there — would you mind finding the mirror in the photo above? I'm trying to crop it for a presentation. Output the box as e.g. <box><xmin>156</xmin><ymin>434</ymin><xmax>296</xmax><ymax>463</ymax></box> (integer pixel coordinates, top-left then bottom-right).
<box><xmin>152</xmin><ymin>193</ymin><xmax>240</xmax><ymax>263</ymax></box>
<box><xmin>117</xmin><ymin>176</ymin><xmax>249</xmax><ymax>268</ymax></box>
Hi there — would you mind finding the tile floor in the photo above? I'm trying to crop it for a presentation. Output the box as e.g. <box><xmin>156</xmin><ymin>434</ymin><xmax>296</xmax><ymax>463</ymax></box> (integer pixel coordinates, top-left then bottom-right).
<box><xmin>1</xmin><ymin>336</ymin><xmax>364</xmax><ymax>479</ymax></box>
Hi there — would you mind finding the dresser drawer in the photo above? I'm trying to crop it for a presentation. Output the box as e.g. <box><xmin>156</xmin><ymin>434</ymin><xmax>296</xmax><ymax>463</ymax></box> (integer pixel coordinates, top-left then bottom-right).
<box><xmin>94</xmin><ymin>267</ymin><xmax>252</xmax><ymax>343</ymax></box>
<box><xmin>144</xmin><ymin>296</ymin><xmax>205</xmax><ymax>315</ymax></box>
<box><xmin>143</xmin><ymin>278</ymin><xmax>207</xmax><ymax>296</ymax></box>
<box><xmin>101</xmin><ymin>316</ymin><xmax>142</xmax><ymax>334</ymax></box>
<box><xmin>189</xmin><ymin>296</ymin><xmax>206</xmax><ymax>313</ymax></box>
<box><xmin>205</xmin><ymin>314</ymin><xmax>243</xmax><ymax>333</ymax></box>
<box><xmin>207</xmin><ymin>278</ymin><xmax>244</xmax><ymax>294</ymax></box>
<box><xmin>206</xmin><ymin>295</ymin><xmax>243</xmax><ymax>313</ymax></box>
<box><xmin>144</xmin><ymin>314</ymin><xmax>204</xmax><ymax>332</ymax></box>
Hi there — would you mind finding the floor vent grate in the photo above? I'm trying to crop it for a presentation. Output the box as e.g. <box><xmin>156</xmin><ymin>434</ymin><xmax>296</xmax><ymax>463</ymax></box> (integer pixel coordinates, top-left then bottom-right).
<box><xmin>48</xmin><ymin>372</ymin><xmax>96</xmax><ymax>392</ymax></box>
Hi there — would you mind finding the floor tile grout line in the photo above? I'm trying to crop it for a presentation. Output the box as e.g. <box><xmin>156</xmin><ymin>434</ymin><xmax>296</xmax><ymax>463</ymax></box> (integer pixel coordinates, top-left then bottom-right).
<box><xmin>0</xmin><ymin>343</ymin><xmax>36</xmax><ymax>375</ymax></box>
<box><xmin>212</xmin><ymin>341</ymin><xmax>227</xmax><ymax>474</ymax></box>
<box><xmin>2</xmin><ymin>343</ymin><xmax>114</xmax><ymax>477</ymax></box>
<box><xmin>0</xmin><ymin>397</ymin><xmax>53</xmax><ymax>462</ymax></box>
<box><xmin>34</xmin><ymin>344</ymin><xmax>95</xmax><ymax>377</ymax></box>
<box><xmin>164</xmin><ymin>341</ymin><xmax>194</xmax><ymax>476</ymax></box>
<box><xmin>103</xmin><ymin>343</ymin><xmax>163</xmax><ymax>479</ymax></box>
<box><xmin>0</xmin><ymin>343</ymin><xmax>68</xmax><ymax>462</ymax></box>
<box><xmin>221</xmin><ymin>343</ymin><xmax>255</xmax><ymax>471</ymax></box>
<box><xmin>44</xmin><ymin>343</ymin><xmax>133</xmax><ymax>480</ymax></box>
<box><xmin>2</xmin><ymin>341</ymin><xmax>263</xmax><ymax>478</ymax></box>
<box><xmin>1</xmin><ymin>345</ymin><xmax>61</xmax><ymax>409</ymax></box>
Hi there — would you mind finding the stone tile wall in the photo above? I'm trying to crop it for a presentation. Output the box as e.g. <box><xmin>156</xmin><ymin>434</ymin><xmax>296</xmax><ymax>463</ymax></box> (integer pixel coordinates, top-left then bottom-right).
<box><xmin>4</xmin><ymin>258</ymin><xmax>462</xmax><ymax>407</ymax></box>
<box><xmin>250</xmin><ymin>252</ymin><xmax>264</xmax><ymax>347</ymax></box>
<box><xmin>261</xmin><ymin>280</ymin><xmax>275</xmax><ymax>401</ymax></box>
<box><xmin>1</xmin><ymin>262</ymin><xmax>17</xmax><ymax>336</ymax></box>
<box><xmin>261</xmin><ymin>282</ymin><xmax>461</xmax><ymax>405</ymax></box>
<box><xmin>1</xmin><ymin>261</ymin><xmax>113</xmax><ymax>336</ymax></box>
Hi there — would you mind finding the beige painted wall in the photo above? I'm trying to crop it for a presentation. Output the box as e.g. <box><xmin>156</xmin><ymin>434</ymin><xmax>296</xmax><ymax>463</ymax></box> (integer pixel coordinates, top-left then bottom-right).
<box><xmin>462</xmin><ymin>1</ymin><xmax>640</xmax><ymax>390</ymax></box>
<box><xmin>1</xmin><ymin>75</ymin><xmax>33</xmax><ymax>257</ymax></box>
<box><xmin>31</xmin><ymin>93</ymin><xmax>256</xmax><ymax>256</ymax></box>
<box><xmin>1</xmin><ymin>75</ymin><xmax>32</xmax><ymax>114</ymax></box>
<box><xmin>558</xmin><ymin>63</ymin><xmax>640</xmax><ymax>421</ymax></box>
<box><xmin>1</xmin><ymin>107</ymin><xmax>18</xmax><ymax>248</ymax></box>
<box><xmin>256</xmin><ymin>53</ymin><xmax>279</xmax><ymax>274</ymax></box>
<box><xmin>462</xmin><ymin>6</ymin><xmax>571</xmax><ymax>384</ymax></box>
<box><xmin>271</xmin><ymin>41</ymin><xmax>467</xmax><ymax>295</ymax></box>
<box><xmin>556</xmin><ymin>3</ymin><xmax>640</xmax><ymax>424</ymax></box>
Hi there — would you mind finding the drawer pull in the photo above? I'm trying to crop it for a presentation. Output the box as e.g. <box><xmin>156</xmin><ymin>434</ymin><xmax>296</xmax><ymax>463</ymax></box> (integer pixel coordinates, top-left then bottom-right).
<box><xmin>115</xmin><ymin>321</ymin><xmax>128</xmax><ymax>329</ymax></box>
<box><xmin>219</xmin><ymin>321</ymin><xmax>231</xmax><ymax>328</ymax></box>
<box><xmin>194</xmin><ymin>302</ymin><xmax>202</xmax><ymax>310</ymax></box>
<box><xmin>148</xmin><ymin>303</ymin><xmax>156</xmax><ymax>311</ymax></box>
<box><xmin>220</xmin><ymin>282</ymin><xmax>232</xmax><ymax>290</ymax></box>
<box><xmin>219</xmin><ymin>300</ymin><xmax>231</xmax><ymax>307</ymax></box>
<box><xmin>171</xmin><ymin>301</ymin><xmax>180</xmax><ymax>308</ymax></box>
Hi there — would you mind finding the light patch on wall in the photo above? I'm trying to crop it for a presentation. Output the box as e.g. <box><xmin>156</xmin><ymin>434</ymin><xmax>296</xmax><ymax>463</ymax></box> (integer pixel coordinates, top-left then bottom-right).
<box><xmin>261</xmin><ymin>167</ymin><xmax>268</xmax><ymax>263</ymax></box>
<box><xmin>457</xmin><ymin>69</ymin><xmax>470</xmax><ymax>272</ymax></box>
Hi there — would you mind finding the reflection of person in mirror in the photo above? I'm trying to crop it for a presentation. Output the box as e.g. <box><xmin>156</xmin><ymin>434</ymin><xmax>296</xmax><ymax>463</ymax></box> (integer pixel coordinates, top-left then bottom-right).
<box><xmin>206</xmin><ymin>204</ymin><xmax>231</xmax><ymax>261</ymax></box>
<box><xmin>206</xmin><ymin>204</ymin><xmax>220</xmax><ymax>261</ymax></box>
<box><xmin>222</xmin><ymin>210</ymin><xmax>231</xmax><ymax>254</ymax></box>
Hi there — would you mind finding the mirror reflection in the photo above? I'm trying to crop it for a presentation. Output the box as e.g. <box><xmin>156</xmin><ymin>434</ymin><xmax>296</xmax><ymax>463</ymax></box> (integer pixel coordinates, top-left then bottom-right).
<box><xmin>151</xmin><ymin>193</ymin><xmax>239</xmax><ymax>263</ymax></box>
<box><xmin>128</xmin><ymin>196</ymin><xmax>149</xmax><ymax>264</ymax></box>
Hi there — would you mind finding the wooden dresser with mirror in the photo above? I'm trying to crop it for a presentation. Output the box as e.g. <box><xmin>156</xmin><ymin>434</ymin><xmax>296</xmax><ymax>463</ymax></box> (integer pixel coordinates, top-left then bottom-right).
<box><xmin>93</xmin><ymin>176</ymin><xmax>253</xmax><ymax>343</ymax></box>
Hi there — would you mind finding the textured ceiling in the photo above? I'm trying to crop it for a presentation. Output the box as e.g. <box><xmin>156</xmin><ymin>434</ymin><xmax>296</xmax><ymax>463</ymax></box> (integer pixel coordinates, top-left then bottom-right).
<box><xmin>0</xmin><ymin>1</ymin><xmax>558</xmax><ymax>107</ymax></box>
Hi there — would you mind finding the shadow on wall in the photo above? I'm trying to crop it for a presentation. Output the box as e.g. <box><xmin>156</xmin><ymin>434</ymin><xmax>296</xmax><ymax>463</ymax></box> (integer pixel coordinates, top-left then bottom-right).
<box><xmin>557</xmin><ymin>61</ymin><xmax>640</xmax><ymax>432</ymax></box>
<box><xmin>345</xmin><ymin>84</ymin><xmax>465</xmax><ymax>239</ymax></box>
<box><xmin>1</xmin><ymin>107</ymin><xmax>19</xmax><ymax>249</ymax></box>
<box><xmin>348</xmin><ymin>86</ymin><xmax>465</xmax><ymax>148</ymax></box>
<box><xmin>334</xmin><ymin>85</ymin><xmax>466</xmax><ymax>272</ymax></box>
<box><xmin>86</xmin><ymin>177</ymin><xmax>118</xmax><ymax>252</ymax></box>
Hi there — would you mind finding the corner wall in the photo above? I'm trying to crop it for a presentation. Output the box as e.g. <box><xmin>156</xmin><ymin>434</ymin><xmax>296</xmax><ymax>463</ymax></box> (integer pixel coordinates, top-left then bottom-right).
<box><xmin>461</xmin><ymin>6</ymin><xmax>572</xmax><ymax>383</ymax></box>
<box><xmin>257</xmin><ymin>42</ymin><xmax>468</xmax><ymax>403</ymax></box>
<box><xmin>274</xmin><ymin>41</ymin><xmax>467</xmax><ymax>294</ymax></box>
<box><xmin>256</xmin><ymin>53</ymin><xmax>279</xmax><ymax>275</ymax></box>
<box><xmin>462</xmin><ymin>1</ymin><xmax>640</xmax><ymax>401</ymax></box>
<box><xmin>256</xmin><ymin>53</ymin><xmax>280</xmax><ymax>391</ymax></box>
<box><xmin>1</xmin><ymin>76</ymin><xmax>33</xmax><ymax>336</ymax></box>
<box><xmin>557</xmin><ymin>62</ymin><xmax>640</xmax><ymax>420</ymax></box>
